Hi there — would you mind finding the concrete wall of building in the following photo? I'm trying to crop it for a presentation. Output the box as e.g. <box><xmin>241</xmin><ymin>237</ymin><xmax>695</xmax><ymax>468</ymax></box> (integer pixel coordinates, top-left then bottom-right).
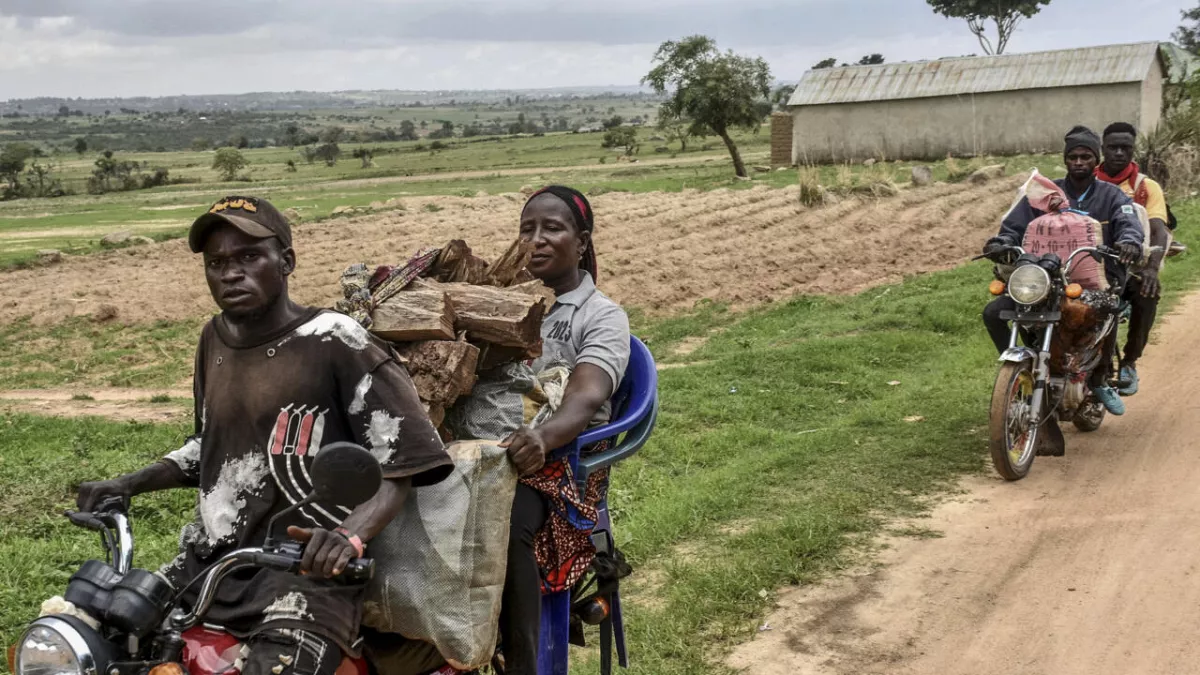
<box><xmin>1141</xmin><ymin>62</ymin><xmax>1165</xmax><ymax>133</ymax></box>
<box><xmin>790</xmin><ymin>82</ymin><xmax>1148</xmax><ymax>163</ymax></box>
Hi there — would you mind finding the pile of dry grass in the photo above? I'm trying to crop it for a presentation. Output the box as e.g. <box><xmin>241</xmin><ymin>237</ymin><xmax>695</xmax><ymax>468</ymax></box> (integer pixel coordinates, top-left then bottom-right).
<box><xmin>945</xmin><ymin>156</ymin><xmax>985</xmax><ymax>183</ymax></box>
<box><xmin>798</xmin><ymin>167</ymin><xmax>823</xmax><ymax>207</ymax></box>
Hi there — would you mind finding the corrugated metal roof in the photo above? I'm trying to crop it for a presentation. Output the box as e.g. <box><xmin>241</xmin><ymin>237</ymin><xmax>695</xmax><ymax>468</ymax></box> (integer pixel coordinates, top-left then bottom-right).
<box><xmin>788</xmin><ymin>42</ymin><xmax>1163</xmax><ymax>107</ymax></box>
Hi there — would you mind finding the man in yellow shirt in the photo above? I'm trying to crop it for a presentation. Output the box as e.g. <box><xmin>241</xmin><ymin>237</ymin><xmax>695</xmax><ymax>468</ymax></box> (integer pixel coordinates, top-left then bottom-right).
<box><xmin>1096</xmin><ymin>122</ymin><xmax>1171</xmax><ymax>396</ymax></box>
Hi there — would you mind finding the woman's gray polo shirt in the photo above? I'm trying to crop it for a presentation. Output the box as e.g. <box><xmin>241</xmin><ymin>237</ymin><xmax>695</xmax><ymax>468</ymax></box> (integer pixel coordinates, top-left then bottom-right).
<box><xmin>530</xmin><ymin>272</ymin><xmax>630</xmax><ymax>426</ymax></box>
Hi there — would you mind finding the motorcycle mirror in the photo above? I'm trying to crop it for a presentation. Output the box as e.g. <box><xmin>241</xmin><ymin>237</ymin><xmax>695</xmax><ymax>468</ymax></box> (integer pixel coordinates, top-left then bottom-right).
<box><xmin>309</xmin><ymin>442</ymin><xmax>382</xmax><ymax>509</ymax></box>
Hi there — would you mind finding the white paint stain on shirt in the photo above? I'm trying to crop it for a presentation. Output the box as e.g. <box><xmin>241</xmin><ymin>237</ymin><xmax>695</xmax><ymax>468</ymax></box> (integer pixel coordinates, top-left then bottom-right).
<box><xmin>164</xmin><ymin>437</ymin><xmax>202</xmax><ymax>477</ymax></box>
<box><xmin>365</xmin><ymin>410</ymin><xmax>401</xmax><ymax>462</ymax></box>
<box><xmin>291</xmin><ymin>312</ymin><xmax>370</xmax><ymax>351</ymax></box>
<box><xmin>262</xmin><ymin>592</ymin><xmax>313</xmax><ymax>623</ymax></box>
<box><xmin>200</xmin><ymin>452</ymin><xmax>269</xmax><ymax>545</ymax></box>
<box><xmin>349</xmin><ymin>373</ymin><xmax>373</xmax><ymax>415</ymax></box>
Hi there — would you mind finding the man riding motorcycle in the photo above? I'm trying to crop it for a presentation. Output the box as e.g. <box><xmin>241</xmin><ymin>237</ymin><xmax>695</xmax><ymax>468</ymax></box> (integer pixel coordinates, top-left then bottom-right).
<box><xmin>74</xmin><ymin>196</ymin><xmax>453</xmax><ymax>675</ymax></box>
<box><xmin>1096</xmin><ymin>122</ymin><xmax>1171</xmax><ymax>396</ymax></box>
<box><xmin>982</xmin><ymin>125</ymin><xmax>1144</xmax><ymax>416</ymax></box>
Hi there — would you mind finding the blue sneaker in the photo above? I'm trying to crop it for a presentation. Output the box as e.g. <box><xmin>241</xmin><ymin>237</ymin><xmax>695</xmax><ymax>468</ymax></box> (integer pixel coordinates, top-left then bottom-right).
<box><xmin>1093</xmin><ymin>385</ymin><xmax>1126</xmax><ymax>416</ymax></box>
<box><xmin>1119</xmin><ymin>365</ymin><xmax>1139</xmax><ymax>397</ymax></box>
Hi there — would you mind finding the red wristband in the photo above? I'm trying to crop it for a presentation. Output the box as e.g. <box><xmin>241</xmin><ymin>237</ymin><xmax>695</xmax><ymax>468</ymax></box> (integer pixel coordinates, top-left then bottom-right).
<box><xmin>335</xmin><ymin>527</ymin><xmax>365</xmax><ymax>557</ymax></box>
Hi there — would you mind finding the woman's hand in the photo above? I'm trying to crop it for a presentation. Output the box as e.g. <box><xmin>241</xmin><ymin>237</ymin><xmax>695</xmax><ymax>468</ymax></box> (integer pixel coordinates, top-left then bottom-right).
<box><xmin>501</xmin><ymin>426</ymin><xmax>549</xmax><ymax>476</ymax></box>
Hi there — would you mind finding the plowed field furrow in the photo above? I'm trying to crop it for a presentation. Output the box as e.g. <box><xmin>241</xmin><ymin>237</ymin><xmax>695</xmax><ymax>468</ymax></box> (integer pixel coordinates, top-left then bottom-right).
<box><xmin>0</xmin><ymin>178</ymin><xmax>1028</xmax><ymax>325</ymax></box>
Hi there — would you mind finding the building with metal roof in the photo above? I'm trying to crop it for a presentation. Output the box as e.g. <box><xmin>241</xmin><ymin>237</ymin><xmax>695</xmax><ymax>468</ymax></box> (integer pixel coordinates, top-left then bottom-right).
<box><xmin>779</xmin><ymin>42</ymin><xmax>1166</xmax><ymax>164</ymax></box>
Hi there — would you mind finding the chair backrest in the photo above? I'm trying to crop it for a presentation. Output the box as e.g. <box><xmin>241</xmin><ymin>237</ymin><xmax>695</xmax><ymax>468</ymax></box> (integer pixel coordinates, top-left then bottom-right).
<box><xmin>576</xmin><ymin>336</ymin><xmax>656</xmax><ymax>449</ymax></box>
<box><xmin>610</xmin><ymin>336</ymin><xmax>656</xmax><ymax>428</ymax></box>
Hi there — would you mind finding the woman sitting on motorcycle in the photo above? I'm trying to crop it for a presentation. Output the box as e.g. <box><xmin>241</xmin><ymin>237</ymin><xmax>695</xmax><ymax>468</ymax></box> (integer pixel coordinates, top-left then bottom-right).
<box><xmin>499</xmin><ymin>185</ymin><xmax>631</xmax><ymax>675</ymax></box>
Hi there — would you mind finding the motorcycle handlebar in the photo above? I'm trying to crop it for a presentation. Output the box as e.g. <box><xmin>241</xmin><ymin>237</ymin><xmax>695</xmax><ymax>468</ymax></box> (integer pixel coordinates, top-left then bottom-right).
<box><xmin>973</xmin><ymin>245</ymin><xmax>1026</xmax><ymax>262</ymax></box>
<box><xmin>65</xmin><ymin>511</ymin><xmax>108</xmax><ymax>532</ymax></box>
<box><xmin>172</xmin><ymin>548</ymin><xmax>374</xmax><ymax>630</ymax></box>
<box><xmin>247</xmin><ymin>550</ymin><xmax>374</xmax><ymax>582</ymax></box>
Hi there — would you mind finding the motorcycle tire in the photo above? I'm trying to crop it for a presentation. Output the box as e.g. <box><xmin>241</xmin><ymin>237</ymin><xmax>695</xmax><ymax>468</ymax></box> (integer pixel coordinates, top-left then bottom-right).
<box><xmin>1072</xmin><ymin>401</ymin><xmax>1106</xmax><ymax>432</ymax></box>
<box><xmin>989</xmin><ymin>361</ymin><xmax>1039</xmax><ymax>481</ymax></box>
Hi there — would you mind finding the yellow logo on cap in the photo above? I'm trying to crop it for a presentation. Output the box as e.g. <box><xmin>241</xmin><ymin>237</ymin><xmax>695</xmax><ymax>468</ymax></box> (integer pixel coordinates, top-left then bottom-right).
<box><xmin>209</xmin><ymin>198</ymin><xmax>258</xmax><ymax>214</ymax></box>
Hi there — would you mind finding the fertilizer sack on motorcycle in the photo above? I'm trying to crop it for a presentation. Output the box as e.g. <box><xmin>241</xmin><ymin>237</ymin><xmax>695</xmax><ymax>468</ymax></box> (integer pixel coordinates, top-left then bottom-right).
<box><xmin>1019</xmin><ymin>171</ymin><xmax>1108</xmax><ymax>290</ymax></box>
<box><xmin>362</xmin><ymin>440</ymin><xmax>518</xmax><ymax>670</ymax></box>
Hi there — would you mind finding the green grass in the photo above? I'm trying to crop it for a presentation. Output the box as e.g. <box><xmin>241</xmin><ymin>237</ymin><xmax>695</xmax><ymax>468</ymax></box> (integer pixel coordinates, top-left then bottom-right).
<box><xmin>2</xmin><ymin>204</ymin><xmax>1196</xmax><ymax>675</ymax></box>
<box><xmin>0</xmin><ymin>317</ymin><xmax>204</xmax><ymax>390</ymax></box>
<box><xmin>0</xmin><ymin>129</ymin><xmax>773</xmax><ymax>269</ymax></box>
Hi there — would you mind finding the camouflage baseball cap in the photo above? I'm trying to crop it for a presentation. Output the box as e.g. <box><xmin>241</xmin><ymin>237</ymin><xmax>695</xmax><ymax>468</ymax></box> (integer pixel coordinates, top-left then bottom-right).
<box><xmin>189</xmin><ymin>196</ymin><xmax>293</xmax><ymax>253</ymax></box>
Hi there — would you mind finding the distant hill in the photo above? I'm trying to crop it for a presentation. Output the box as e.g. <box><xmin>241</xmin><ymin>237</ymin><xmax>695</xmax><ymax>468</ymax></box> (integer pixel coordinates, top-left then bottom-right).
<box><xmin>0</xmin><ymin>86</ymin><xmax>655</xmax><ymax>116</ymax></box>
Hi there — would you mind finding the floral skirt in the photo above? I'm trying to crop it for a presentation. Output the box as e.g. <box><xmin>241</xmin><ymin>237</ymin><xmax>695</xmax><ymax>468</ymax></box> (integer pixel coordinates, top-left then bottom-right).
<box><xmin>519</xmin><ymin>440</ymin><xmax>611</xmax><ymax>593</ymax></box>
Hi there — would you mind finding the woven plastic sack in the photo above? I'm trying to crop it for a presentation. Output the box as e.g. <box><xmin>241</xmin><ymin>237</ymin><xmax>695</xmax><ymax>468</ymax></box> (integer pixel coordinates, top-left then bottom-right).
<box><xmin>445</xmin><ymin>362</ymin><xmax>536</xmax><ymax>442</ymax></box>
<box><xmin>362</xmin><ymin>440</ymin><xmax>518</xmax><ymax>670</ymax></box>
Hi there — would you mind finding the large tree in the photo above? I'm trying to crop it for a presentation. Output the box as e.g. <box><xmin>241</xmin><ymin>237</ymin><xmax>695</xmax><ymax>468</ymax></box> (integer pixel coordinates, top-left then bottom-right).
<box><xmin>1176</xmin><ymin>3</ymin><xmax>1200</xmax><ymax>56</ymax></box>
<box><xmin>812</xmin><ymin>58</ymin><xmax>838</xmax><ymax>70</ymax></box>
<box><xmin>926</xmin><ymin>0</ymin><xmax>1052</xmax><ymax>55</ymax></box>
<box><xmin>643</xmin><ymin>35</ymin><xmax>771</xmax><ymax>177</ymax></box>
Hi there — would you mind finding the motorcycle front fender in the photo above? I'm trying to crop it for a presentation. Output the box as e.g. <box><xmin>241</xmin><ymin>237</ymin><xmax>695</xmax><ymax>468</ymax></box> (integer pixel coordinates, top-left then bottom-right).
<box><xmin>998</xmin><ymin>347</ymin><xmax>1037</xmax><ymax>365</ymax></box>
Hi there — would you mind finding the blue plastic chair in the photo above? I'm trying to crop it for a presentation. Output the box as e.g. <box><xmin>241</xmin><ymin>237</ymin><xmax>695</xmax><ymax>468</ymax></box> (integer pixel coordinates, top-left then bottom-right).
<box><xmin>536</xmin><ymin>336</ymin><xmax>659</xmax><ymax>675</ymax></box>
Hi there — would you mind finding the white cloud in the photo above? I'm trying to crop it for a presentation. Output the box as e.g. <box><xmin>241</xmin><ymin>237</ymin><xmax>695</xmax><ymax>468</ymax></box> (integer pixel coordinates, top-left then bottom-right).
<box><xmin>0</xmin><ymin>0</ymin><xmax>1192</xmax><ymax>98</ymax></box>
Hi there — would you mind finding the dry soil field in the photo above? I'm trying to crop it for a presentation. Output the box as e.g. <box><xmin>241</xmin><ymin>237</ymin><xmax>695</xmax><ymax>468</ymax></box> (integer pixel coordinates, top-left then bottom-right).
<box><xmin>0</xmin><ymin>177</ymin><xmax>1023</xmax><ymax>326</ymax></box>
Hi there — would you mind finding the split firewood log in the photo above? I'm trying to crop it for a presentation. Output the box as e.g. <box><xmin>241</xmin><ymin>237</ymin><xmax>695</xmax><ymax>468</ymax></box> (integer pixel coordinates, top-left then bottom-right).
<box><xmin>395</xmin><ymin>340</ymin><xmax>480</xmax><ymax>407</ymax></box>
<box><xmin>413</xmin><ymin>279</ymin><xmax>546</xmax><ymax>357</ymax></box>
<box><xmin>368</xmin><ymin>289</ymin><xmax>456</xmax><ymax>342</ymax></box>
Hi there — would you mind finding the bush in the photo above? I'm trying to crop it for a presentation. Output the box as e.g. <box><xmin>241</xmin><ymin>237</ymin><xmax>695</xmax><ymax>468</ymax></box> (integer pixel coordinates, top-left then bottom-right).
<box><xmin>140</xmin><ymin>167</ymin><xmax>171</xmax><ymax>189</ymax></box>
<box><xmin>1140</xmin><ymin>105</ymin><xmax>1200</xmax><ymax>195</ymax></box>
<box><xmin>212</xmin><ymin>148</ymin><xmax>249</xmax><ymax>181</ymax></box>
<box><xmin>314</xmin><ymin>142</ymin><xmax>341</xmax><ymax>166</ymax></box>
<box><xmin>601</xmin><ymin>127</ymin><xmax>639</xmax><ymax>156</ymax></box>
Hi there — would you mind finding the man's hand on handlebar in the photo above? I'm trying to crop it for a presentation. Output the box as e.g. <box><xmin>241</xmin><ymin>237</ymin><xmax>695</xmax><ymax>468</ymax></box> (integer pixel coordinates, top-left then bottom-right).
<box><xmin>982</xmin><ymin>241</ymin><xmax>1016</xmax><ymax>264</ymax></box>
<box><xmin>76</xmin><ymin>478</ymin><xmax>132</xmax><ymax>512</ymax></box>
<box><xmin>1117</xmin><ymin>242</ymin><xmax>1143</xmax><ymax>266</ymax></box>
<box><xmin>286</xmin><ymin>526</ymin><xmax>358</xmax><ymax>579</ymax></box>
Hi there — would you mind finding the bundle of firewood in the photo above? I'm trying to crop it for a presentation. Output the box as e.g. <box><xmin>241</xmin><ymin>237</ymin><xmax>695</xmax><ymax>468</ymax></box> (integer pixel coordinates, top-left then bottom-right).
<box><xmin>337</xmin><ymin>239</ymin><xmax>550</xmax><ymax>429</ymax></box>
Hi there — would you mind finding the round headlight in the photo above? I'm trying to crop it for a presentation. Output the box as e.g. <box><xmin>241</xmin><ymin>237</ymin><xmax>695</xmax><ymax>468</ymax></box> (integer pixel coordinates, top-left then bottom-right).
<box><xmin>1008</xmin><ymin>264</ymin><xmax>1051</xmax><ymax>305</ymax></box>
<box><xmin>15</xmin><ymin>618</ymin><xmax>95</xmax><ymax>675</ymax></box>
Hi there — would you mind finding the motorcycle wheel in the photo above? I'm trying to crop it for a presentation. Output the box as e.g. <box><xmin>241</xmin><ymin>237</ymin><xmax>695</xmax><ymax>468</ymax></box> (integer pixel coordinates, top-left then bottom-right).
<box><xmin>989</xmin><ymin>361</ymin><xmax>1039</xmax><ymax>481</ymax></box>
<box><xmin>1072</xmin><ymin>400</ymin><xmax>1106</xmax><ymax>432</ymax></box>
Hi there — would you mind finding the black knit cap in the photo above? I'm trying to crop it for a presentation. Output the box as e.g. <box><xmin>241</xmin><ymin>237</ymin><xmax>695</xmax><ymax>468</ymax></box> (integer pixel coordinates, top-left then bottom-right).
<box><xmin>189</xmin><ymin>195</ymin><xmax>293</xmax><ymax>253</ymax></box>
<box><xmin>1064</xmin><ymin>125</ymin><xmax>1102</xmax><ymax>159</ymax></box>
<box><xmin>523</xmin><ymin>185</ymin><xmax>598</xmax><ymax>281</ymax></box>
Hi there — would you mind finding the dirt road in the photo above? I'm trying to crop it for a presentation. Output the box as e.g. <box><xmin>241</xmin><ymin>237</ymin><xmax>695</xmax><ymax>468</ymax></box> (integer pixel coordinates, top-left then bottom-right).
<box><xmin>730</xmin><ymin>290</ymin><xmax>1200</xmax><ymax>675</ymax></box>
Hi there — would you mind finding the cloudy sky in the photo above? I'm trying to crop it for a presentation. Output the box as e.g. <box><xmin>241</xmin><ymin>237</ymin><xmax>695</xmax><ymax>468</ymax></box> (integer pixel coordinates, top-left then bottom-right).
<box><xmin>0</xmin><ymin>0</ymin><xmax>1192</xmax><ymax>99</ymax></box>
